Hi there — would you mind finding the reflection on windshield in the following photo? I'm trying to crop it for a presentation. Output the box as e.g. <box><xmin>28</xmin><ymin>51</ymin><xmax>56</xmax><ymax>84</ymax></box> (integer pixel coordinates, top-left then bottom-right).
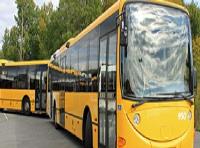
<box><xmin>122</xmin><ymin>3</ymin><xmax>191</xmax><ymax>98</ymax></box>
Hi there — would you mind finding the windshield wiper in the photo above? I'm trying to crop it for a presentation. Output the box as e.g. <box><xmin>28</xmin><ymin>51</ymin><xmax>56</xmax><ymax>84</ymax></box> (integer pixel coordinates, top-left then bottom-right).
<box><xmin>157</xmin><ymin>92</ymin><xmax>194</xmax><ymax>105</ymax></box>
<box><xmin>125</xmin><ymin>94</ymin><xmax>149</xmax><ymax>108</ymax></box>
<box><xmin>128</xmin><ymin>91</ymin><xmax>193</xmax><ymax>109</ymax></box>
<box><xmin>127</xmin><ymin>94</ymin><xmax>170</xmax><ymax>108</ymax></box>
<box><xmin>131</xmin><ymin>98</ymin><xmax>166</xmax><ymax>108</ymax></box>
<box><xmin>132</xmin><ymin>100</ymin><xmax>148</xmax><ymax>108</ymax></box>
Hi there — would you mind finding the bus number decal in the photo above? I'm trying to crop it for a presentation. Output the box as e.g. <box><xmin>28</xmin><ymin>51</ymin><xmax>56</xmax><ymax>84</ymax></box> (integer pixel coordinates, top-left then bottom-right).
<box><xmin>178</xmin><ymin>112</ymin><xmax>187</xmax><ymax>120</ymax></box>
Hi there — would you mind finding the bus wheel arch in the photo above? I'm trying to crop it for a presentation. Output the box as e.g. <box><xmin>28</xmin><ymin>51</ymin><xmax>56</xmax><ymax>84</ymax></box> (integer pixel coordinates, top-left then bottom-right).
<box><xmin>82</xmin><ymin>106</ymin><xmax>93</xmax><ymax>148</ymax></box>
<box><xmin>22</xmin><ymin>95</ymin><xmax>31</xmax><ymax>115</ymax></box>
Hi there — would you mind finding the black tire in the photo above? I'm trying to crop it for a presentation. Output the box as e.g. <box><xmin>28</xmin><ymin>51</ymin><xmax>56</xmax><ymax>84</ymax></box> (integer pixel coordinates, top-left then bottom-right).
<box><xmin>53</xmin><ymin>103</ymin><xmax>59</xmax><ymax>129</ymax></box>
<box><xmin>23</xmin><ymin>98</ymin><xmax>31</xmax><ymax>116</ymax></box>
<box><xmin>84</xmin><ymin>112</ymin><xmax>93</xmax><ymax>148</ymax></box>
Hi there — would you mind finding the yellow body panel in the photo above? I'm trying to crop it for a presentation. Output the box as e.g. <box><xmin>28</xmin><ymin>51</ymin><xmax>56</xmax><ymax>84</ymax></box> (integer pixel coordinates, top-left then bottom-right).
<box><xmin>0</xmin><ymin>89</ymin><xmax>35</xmax><ymax>112</ymax></box>
<box><xmin>54</xmin><ymin>91</ymin><xmax>98</xmax><ymax>148</ymax></box>
<box><xmin>65</xmin><ymin>93</ymin><xmax>98</xmax><ymax>124</ymax></box>
<box><xmin>65</xmin><ymin>114</ymin><xmax>73</xmax><ymax>134</ymax></box>
<box><xmin>65</xmin><ymin>92</ymin><xmax>98</xmax><ymax>146</ymax></box>
<box><xmin>0</xmin><ymin>59</ymin><xmax>12</xmax><ymax>64</ymax></box>
<box><xmin>93</xmin><ymin>124</ymin><xmax>98</xmax><ymax>148</ymax></box>
<box><xmin>116</xmin><ymin>99</ymin><xmax>194</xmax><ymax>147</ymax></box>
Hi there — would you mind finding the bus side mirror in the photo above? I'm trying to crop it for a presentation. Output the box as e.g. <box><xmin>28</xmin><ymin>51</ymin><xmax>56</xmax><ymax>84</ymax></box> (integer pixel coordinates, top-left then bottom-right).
<box><xmin>120</xmin><ymin>24</ymin><xmax>128</xmax><ymax>47</ymax></box>
<box><xmin>116</xmin><ymin>12</ymin><xmax>127</xmax><ymax>47</ymax></box>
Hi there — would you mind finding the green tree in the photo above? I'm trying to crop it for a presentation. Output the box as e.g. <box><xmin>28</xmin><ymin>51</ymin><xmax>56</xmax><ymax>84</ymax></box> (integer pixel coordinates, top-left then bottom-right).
<box><xmin>15</xmin><ymin>0</ymin><xmax>38</xmax><ymax>60</ymax></box>
<box><xmin>186</xmin><ymin>2</ymin><xmax>200</xmax><ymax>37</ymax></box>
<box><xmin>2</xmin><ymin>0</ymin><xmax>119</xmax><ymax>60</ymax></box>
<box><xmin>2</xmin><ymin>27</ymin><xmax>19</xmax><ymax>60</ymax></box>
<box><xmin>0</xmin><ymin>50</ymin><xmax>4</xmax><ymax>59</ymax></box>
<box><xmin>102</xmin><ymin>0</ymin><xmax>117</xmax><ymax>11</ymax></box>
<box><xmin>193</xmin><ymin>37</ymin><xmax>200</xmax><ymax>73</ymax></box>
<box><xmin>193</xmin><ymin>37</ymin><xmax>200</xmax><ymax>130</ymax></box>
<box><xmin>37</xmin><ymin>3</ymin><xmax>54</xmax><ymax>59</ymax></box>
<box><xmin>46</xmin><ymin>0</ymin><xmax>103</xmax><ymax>55</ymax></box>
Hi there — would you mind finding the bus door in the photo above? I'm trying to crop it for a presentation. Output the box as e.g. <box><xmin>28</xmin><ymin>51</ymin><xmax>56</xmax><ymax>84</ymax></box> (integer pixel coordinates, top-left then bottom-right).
<box><xmin>99</xmin><ymin>32</ymin><xmax>116</xmax><ymax>148</ymax></box>
<box><xmin>35</xmin><ymin>66</ymin><xmax>47</xmax><ymax>112</ymax></box>
<box><xmin>59</xmin><ymin>57</ymin><xmax>66</xmax><ymax>126</ymax></box>
<box><xmin>41</xmin><ymin>69</ymin><xmax>47</xmax><ymax>111</ymax></box>
<box><xmin>48</xmin><ymin>69</ymin><xmax>53</xmax><ymax>118</ymax></box>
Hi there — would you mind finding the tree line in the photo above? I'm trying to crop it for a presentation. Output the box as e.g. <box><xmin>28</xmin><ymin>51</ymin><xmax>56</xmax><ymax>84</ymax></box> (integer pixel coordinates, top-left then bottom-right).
<box><xmin>1</xmin><ymin>0</ymin><xmax>200</xmax><ymax>62</ymax></box>
<box><xmin>1</xmin><ymin>0</ymin><xmax>116</xmax><ymax>60</ymax></box>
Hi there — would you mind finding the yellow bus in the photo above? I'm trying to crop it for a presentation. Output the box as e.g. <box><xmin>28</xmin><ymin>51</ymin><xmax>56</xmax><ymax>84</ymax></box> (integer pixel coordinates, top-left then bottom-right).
<box><xmin>0</xmin><ymin>60</ymin><xmax>49</xmax><ymax>115</ymax></box>
<box><xmin>49</xmin><ymin>0</ymin><xmax>196</xmax><ymax>147</ymax></box>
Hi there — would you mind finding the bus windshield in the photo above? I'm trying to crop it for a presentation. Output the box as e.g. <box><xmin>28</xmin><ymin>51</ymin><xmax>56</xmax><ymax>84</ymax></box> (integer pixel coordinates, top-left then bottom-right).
<box><xmin>121</xmin><ymin>3</ymin><xmax>191</xmax><ymax>98</ymax></box>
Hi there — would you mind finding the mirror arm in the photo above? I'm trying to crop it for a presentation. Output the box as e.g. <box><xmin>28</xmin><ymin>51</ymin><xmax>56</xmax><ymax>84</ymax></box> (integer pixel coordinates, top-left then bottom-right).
<box><xmin>116</xmin><ymin>11</ymin><xmax>125</xmax><ymax>27</ymax></box>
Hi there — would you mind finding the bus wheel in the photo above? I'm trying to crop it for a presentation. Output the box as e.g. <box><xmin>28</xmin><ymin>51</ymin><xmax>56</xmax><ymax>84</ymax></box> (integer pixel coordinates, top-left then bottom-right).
<box><xmin>53</xmin><ymin>103</ymin><xmax>59</xmax><ymax>129</ymax></box>
<box><xmin>23</xmin><ymin>98</ymin><xmax>31</xmax><ymax>116</ymax></box>
<box><xmin>84</xmin><ymin>112</ymin><xmax>93</xmax><ymax>148</ymax></box>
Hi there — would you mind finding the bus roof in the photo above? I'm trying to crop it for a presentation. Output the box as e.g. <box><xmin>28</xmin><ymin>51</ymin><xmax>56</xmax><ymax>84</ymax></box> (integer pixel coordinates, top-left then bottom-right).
<box><xmin>0</xmin><ymin>60</ymin><xmax>49</xmax><ymax>67</ymax></box>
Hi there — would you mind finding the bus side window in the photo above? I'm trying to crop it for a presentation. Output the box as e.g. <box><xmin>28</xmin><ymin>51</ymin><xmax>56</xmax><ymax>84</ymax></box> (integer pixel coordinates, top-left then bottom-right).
<box><xmin>79</xmin><ymin>37</ymin><xmax>89</xmax><ymax>92</ymax></box>
<box><xmin>29</xmin><ymin>66</ymin><xmax>36</xmax><ymax>89</ymax></box>
<box><xmin>108</xmin><ymin>32</ymin><xmax>116</xmax><ymax>92</ymax></box>
<box><xmin>71</xmin><ymin>46</ymin><xmax>79</xmax><ymax>92</ymax></box>
<box><xmin>66</xmin><ymin>50</ymin><xmax>73</xmax><ymax>92</ymax></box>
<box><xmin>99</xmin><ymin>37</ymin><xmax>107</xmax><ymax>92</ymax></box>
<box><xmin>89</xmin><ymin>28</ymin><xmax>99</xmax><ymax>92</ymax></box>
<box><xmin>17</xmin><ymin>66</ymin><xmax>28</xmax><ymax>89</ymax></box>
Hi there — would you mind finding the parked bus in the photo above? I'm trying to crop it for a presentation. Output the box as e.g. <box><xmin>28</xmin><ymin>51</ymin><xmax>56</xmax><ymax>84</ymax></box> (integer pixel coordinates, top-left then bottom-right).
<box><xmin>0</xmin><ymin>60</ymin><xmax>49</xmax><ymax>115</ymax></box>
<box><xmin>49</xmin><ymin>0</ymin><xmax>196</xmax><ymax>147</ymax></box>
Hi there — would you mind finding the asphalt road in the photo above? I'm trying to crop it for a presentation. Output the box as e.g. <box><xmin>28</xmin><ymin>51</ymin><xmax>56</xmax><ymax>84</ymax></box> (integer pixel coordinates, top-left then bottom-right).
<box><xmin>0</xmin><ymin>111</ymin><xmax>82</xmax><ymax>148</ymax></box>
<box><xmin>195</xmin><ymin>132</ymin><xmax>200</xmax><ymax>148</ymax></box>
<box><xmin>0</xmin><ymin>111</ymin><xmax>199</xmax><ymax>148</ymax></box>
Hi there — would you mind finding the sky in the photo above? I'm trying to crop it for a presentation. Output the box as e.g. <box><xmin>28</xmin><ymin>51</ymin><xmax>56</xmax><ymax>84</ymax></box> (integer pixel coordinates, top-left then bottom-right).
<box><xmin>0</xmin><ymin>0</ymin><xmax>199</xmax><ymax>50</ymax></box>
<box><xmin>0</xmin><ymin>0</ymin><xmax>59</xmax><ymax>50</ymax></box>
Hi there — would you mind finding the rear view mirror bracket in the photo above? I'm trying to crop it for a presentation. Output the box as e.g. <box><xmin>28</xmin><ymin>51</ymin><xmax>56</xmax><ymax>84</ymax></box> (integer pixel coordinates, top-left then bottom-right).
<box><xmin>116</xmin><ymin>11</ymin><xmax>128</xmax><ymax>47</ymax></box>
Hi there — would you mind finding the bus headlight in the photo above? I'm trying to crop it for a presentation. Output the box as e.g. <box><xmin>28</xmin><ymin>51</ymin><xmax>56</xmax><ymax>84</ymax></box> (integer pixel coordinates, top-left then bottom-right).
<box><xmin>188</xmin><ymin>111</ymin><xmax>192</xmax><ymax>120</ymax></box>
<box><xmin>133</xmin><ymin>113</ymin><xmax>140</xmax><ymax>125</ymax></box>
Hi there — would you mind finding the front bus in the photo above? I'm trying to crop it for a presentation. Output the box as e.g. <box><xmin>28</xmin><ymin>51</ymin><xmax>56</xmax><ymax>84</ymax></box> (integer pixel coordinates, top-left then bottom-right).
<box><xmin>50</xmin><ymin>0</ymin><xmax>196</xmax><ymax>147</ymax></box>
<box><xmin>117</xmin><ymin>0</ymin><xmax>196</xmax><ymax>147</ymax></box>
